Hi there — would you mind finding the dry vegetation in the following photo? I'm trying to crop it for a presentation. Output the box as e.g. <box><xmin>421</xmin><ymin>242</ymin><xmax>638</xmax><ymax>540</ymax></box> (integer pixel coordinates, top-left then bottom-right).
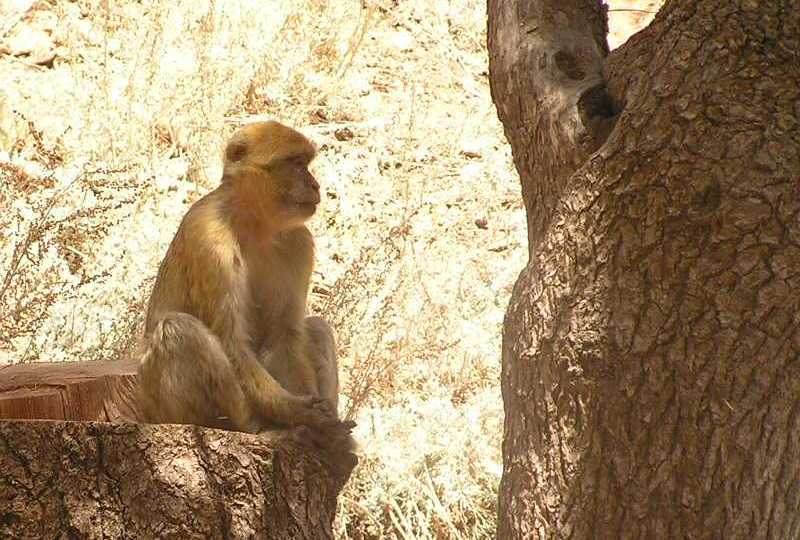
<box><xmin>0</xmin><ymin>0</ymin><xmax>660</xmax><ymax>537</ymax></box>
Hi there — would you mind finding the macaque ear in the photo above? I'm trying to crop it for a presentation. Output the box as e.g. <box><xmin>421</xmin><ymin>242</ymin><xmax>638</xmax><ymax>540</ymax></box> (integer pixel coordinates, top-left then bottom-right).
<box><xmin>225</xmin><ymin>139</ymin><xmax>247</xmax><ymax>162</ymax></box>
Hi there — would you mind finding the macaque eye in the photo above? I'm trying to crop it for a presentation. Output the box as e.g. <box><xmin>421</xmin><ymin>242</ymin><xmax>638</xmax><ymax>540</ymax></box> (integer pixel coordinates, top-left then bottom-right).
<box><xmin>289</xmin><ymin>156</ymin><xmax>307</xmax><ymax>168</ymax></box>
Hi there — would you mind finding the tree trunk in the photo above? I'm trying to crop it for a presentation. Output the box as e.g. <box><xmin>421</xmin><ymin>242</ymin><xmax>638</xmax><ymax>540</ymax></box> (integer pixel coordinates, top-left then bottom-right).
<box><xmin>0</xmin><ymin>361</ymin><xmax>354</xmax><ymax>539</ymax></box>
<box><xmin>488</xmin><ymin>0</ymin><xmax>800</xmax><ymax>538</ymax></box>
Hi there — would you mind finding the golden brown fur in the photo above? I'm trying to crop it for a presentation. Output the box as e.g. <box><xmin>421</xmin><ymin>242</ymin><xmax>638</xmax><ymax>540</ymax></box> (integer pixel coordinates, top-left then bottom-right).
<box><xmin>138</xmin><ymin>121</ymin><xmax>353</xmax><ymax>451</ymax></box>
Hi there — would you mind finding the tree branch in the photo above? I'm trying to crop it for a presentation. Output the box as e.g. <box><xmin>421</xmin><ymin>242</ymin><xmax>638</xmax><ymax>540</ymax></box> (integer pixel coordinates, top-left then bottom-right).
<box><xmin>487</xmin><ymin>0</ymin><xmax>615</xmax><ymax>249</ymax></box>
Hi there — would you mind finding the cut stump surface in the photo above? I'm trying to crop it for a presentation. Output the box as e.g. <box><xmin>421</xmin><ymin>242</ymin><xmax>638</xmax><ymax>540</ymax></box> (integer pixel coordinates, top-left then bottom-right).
<box><xmin>0</xmin><ymin>358</ymin><xmax>139</xmax><ymax>422</ymax></box>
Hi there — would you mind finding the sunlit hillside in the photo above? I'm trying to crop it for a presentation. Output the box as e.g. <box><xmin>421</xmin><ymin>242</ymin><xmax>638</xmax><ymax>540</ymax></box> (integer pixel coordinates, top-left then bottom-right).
<box><xmin>0</xmin><ymin>0</ymin><xmax>661</xmax><ymax>536</ymax></box>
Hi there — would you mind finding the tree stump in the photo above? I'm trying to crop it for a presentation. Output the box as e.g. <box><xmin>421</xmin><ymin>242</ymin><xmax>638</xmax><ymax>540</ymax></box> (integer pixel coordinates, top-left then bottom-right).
<box><xmin>0</xmin><ymin>358</ymin><xmax>139</xmax><ymax>422</ymax></box>
<box><xmin>0</xmin><ymin>360</ymin><xmax>354</xmax><ymax>539</ymax></box>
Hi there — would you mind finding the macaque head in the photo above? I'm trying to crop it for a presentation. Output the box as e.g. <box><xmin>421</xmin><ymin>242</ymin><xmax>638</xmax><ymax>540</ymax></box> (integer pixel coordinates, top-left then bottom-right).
<box><xmin>223</xmin><ymin>121</ymin><xmax>321</xmax><ymax>230</ymax></box>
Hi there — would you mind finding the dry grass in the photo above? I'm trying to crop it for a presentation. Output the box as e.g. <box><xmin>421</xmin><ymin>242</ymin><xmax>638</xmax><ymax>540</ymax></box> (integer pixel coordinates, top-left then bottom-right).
<box><xmin>0</xmin><ymin>0</ymin><xmax>661</xmax><ymax>537</ymax></box>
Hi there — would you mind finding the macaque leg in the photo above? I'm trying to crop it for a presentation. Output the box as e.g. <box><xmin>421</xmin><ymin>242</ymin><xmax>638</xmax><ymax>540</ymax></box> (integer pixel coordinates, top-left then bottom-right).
<box><xmin>303</xmin><ymin>316</ymin><xmax>356</xmax><ymax>461</ymax></box>
<box><xmin>138</xmin><ymin>312</ymin><xmax>258</xmax><ymax>432</ymax></box>
<box><xmin>305</xmin><ymin>316</ymin><xmax>339</xmax><ymax>416</ymax></box>
<box><xmin>260</xmin><ymin>316</ymin><xmax>354</xmax><ymax>458</ymax></box>
<box><xmin>260</xmin><ymin>316</ymin><xmax>340</xmax><ymax>417</ymax></box>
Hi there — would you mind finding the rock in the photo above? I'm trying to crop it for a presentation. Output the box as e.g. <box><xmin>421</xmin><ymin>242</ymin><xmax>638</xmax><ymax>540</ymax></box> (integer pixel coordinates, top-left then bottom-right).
<box><xmin>6</xmin><ymin>25</ymin><xmax>51</xmax><ymax>56</ymax></box>
<box><xmin>4</xmin><ymin>24</ymin><xmax>57</xmax><ymax>66</ymax></box>
<box><xmin>334</xmin><ymin>127</ymin><xmax>354</xmax><ymax>141</ymax></box>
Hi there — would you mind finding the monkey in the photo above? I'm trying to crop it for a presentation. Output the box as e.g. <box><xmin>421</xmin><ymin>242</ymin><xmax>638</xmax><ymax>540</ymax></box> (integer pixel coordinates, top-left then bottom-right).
<box><xmin>137</xmin><ymin>121</ymin><xmax>354</xmax><ymax>454</ymax></box>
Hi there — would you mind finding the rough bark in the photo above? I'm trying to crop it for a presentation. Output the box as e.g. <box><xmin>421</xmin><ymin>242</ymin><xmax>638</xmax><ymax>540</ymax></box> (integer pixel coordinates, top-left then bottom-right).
<box><xmin>0</xmin><ymin>361</ymin><xmax>354</xmax><ymax>538</ymax></box>
<box><xmin>0</xmin><ymin>420</ymin><xmax>352</xmax><ymax>539</ymax></box>
<box><xmin>489</xmin><ymin>0</ymin><xmax>800</xmax><ymax>538</ymax></box>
